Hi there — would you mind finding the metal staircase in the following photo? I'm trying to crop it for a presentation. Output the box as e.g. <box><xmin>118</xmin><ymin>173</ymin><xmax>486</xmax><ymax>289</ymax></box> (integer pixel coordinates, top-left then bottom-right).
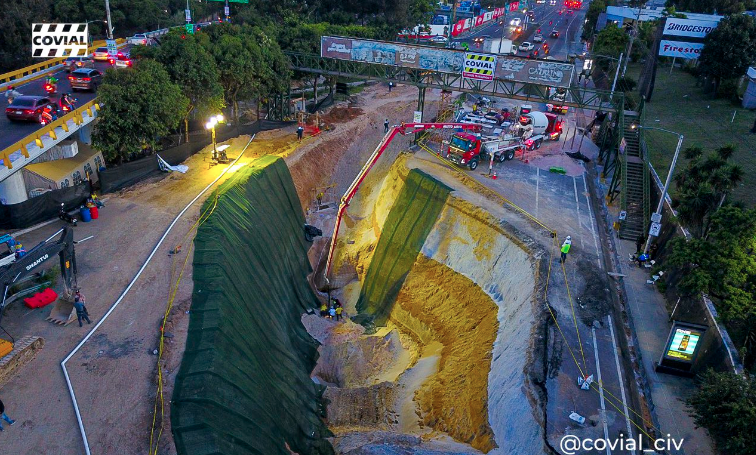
<box><xmin>619</xmin><ymin>100</ymin><xmax>650</xmax><ymax>240</ymax></box>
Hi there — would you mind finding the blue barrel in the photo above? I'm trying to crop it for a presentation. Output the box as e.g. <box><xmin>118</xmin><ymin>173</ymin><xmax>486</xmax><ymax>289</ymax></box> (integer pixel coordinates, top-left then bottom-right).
<box><xmin>79</xmin><ymin>206</ymin><xmax>91</xmax><ymax>222</ymax></box>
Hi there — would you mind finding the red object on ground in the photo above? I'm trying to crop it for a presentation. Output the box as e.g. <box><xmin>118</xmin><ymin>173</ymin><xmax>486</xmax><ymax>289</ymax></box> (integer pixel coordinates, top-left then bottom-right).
<box><xmin>23</xmin><ymin>288</ymin><xmax>58</xmax><ymax>309</ymax></box>
<box><xmin>90</xmin><ymin>206</ymin><xmax>99</xmax><ymax>219</ymax></box>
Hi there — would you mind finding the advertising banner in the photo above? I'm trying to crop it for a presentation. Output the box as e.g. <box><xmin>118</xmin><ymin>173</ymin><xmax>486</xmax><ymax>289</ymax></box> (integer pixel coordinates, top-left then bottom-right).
<box><xmin>664</xmin><ymin>326</ymin><xmax>703</xmax><ymax>363</ymax></box>
<box><xmin>662</xmin><ymin>18</ymin><xmax>719</xmax><ymax>38</ymax></box>
<box><xmin>475</xmin><ymin>15</ymin><xmax>485</xmax><ymax>27</ymax></box>
<box><xmin>321</xmin><ymin>37</ymin><xmax>572</xmax><ymax>86</ymax></box>
<box><xmin>659</xmin><ymin>40</ymin><xmax>704</xmax><ymax>59</ymax></box>
<box><xmin>463</xmin><ymin>52</ymin><xmax>496</xmax><ymax>81</ymax></box>
<box><xmin>484</xmin><ymin>12</ymin><xmax>493</xmax><ymax>22</ymax></box>
<box><xmin>452</xmin><ymin>20</ymin><xmax>465</xmax><ymax>36</ymax></box>
<box><xmin>495</xmin><ymin>58</ymin><xmax>574</xmax><ymax>87</ymax></box>
<box><xmin>510</xmin><ymin>2</ymin><xmax>520</xmax><ymax>11</ymax></box>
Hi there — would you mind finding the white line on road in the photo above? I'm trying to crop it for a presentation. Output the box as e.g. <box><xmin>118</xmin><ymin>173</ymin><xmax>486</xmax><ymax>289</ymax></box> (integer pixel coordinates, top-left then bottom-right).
<box><xmin>593</xmin><ymin>326</ymin><xmax>611</xmax><ymax>455</ymax></box>
<box><xmin>582</xmin><ymin>174</ymin><xmax>602</xmax><ymax>267</ymax></box>
<box><xmin>608</xmin><ymin>314</ymin><xmax>636</xmax><ymax>455</ymax></box>
<box><xmin>572</xmin><ymin>177</ymin><xmax>585</xmax><ymax>249</ymax></box>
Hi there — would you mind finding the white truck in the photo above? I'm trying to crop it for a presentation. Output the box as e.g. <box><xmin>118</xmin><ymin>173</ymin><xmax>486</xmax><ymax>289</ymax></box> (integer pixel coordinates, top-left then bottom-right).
<box><xmin>484</xmin><ymin>38</ymin><xmax>516</xmax><ymax>55</ymax></box>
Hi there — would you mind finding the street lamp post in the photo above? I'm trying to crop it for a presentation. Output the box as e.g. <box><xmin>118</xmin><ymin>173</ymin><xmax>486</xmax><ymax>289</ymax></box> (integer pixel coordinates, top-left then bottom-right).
<box><xmin>84</xmin><ymin>20</ymin><xmax>107</xmax><ymax>47</ymax></box>
<box><xmin>583</xmin><ymin>53</ymin><xmax>623</xmax><ymax>93</ymax></box>
<box><xmin>205</xmin><ymin>114</ymin><xmax>226</xmax><ymax>161</ymax></box>
<box><xmin>631</xmin><ymin>124</ymin><xmax>684</xmax><ymax>255</ymax></box>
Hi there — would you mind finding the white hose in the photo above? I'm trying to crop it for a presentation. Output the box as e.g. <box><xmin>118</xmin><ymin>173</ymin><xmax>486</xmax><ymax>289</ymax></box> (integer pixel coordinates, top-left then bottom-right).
<box><xmin>61</xmin><ymin>135</ymin><xmax>255</xmax><ymax>455</ymax></box>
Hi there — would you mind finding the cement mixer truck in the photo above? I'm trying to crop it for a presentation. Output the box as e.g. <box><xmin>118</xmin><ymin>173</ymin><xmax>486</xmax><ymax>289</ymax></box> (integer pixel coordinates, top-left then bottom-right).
<box><xmin>516</xmin><ymin>111</ymin><xmax>564</xmax><ymax>150</ymax></box>
<box><xmin>445</xmin><ymin>132</ymin><xmax>523</xmax><ymax>170</ymax></box>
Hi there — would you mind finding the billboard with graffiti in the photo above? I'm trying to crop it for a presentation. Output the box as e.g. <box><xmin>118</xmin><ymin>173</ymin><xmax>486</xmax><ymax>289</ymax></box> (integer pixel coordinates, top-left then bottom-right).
<box><xmin>321</xmin><ymin>36</ymin><xmax>575</xmax><ymax>87</ymax></box>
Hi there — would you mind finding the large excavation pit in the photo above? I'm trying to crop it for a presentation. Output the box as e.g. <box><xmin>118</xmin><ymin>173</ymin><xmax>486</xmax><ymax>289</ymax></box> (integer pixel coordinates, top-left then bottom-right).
<box><xmin>312</xmin><ymin>156</ymin><xmax>549</xmax><ymax>454</ymax></box>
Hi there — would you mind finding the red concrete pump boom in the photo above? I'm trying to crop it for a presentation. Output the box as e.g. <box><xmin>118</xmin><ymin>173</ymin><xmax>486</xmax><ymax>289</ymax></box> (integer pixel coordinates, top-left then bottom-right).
<box><xmin>323</xmin><ymin>122</ymin><xmax>482</xmax><ymax>282</ymax></box>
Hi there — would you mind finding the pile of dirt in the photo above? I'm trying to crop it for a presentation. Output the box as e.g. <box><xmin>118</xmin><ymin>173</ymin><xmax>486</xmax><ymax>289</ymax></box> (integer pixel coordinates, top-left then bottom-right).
<box><xmin>392</xmin><ymin>255</ymin><xmax>499</xmax><ymax>452</ymax></box>
<box><xmin>322</xmin><ymin>106</ymin><xmax>365</xmax><ymax>124</ymax></box>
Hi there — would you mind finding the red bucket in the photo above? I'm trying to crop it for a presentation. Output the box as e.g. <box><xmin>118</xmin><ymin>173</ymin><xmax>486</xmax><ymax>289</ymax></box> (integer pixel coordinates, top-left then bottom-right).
<box><xmin>90</xmin><ymin>206</ymin><xmax>99</xmax><ymax>219</ymax></box>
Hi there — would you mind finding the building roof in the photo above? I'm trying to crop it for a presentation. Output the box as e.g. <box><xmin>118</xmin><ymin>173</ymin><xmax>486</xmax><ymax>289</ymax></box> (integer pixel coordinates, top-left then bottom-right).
<box><xmin>605</xmin><ymin>6</ymin><xmax>723</xmax><ymax>23</ymax></box>
<box><xmin>25</xmin><ymin>143</ymin><xmax>100</xmax><ymax>183</ymax></box>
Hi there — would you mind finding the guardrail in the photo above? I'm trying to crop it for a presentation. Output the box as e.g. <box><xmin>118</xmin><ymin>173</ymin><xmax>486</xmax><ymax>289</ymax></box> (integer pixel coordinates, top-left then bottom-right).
<box><xmin>0</xmin><ymin>39</ymin><xmax>126</xmax><ymax>92</ymax></box>
<box><xmin>0</xmin><ymin>99</ymin><xmax>100</xmax><ymax>171</ymax></box>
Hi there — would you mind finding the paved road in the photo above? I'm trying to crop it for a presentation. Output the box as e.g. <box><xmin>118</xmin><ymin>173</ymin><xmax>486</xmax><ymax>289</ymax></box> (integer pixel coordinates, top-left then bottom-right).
<box><xmin>0</xmin><ymin>49</ymin><xmax>132</xmax><ymax>150</ymax></box>
<box><xmin>452</xmin><ymin>3</ymin><xmax>588</xmax><ymax>61</ymax></box>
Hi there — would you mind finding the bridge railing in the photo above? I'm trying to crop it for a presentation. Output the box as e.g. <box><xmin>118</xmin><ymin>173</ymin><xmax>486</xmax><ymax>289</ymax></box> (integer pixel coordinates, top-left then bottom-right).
<box><xmin>0</xmin><ymin>99</ymin><xmax>101</xmax><ymax>175</ymax></box>
<box><xmin>285</xmin><ymin>52</ymin><xmax>624</xmax><ymax>113</ymax></box>
<box><xmin>0</xmin><ymin>39</ymin><xmax>127</xmax><ymax>92</ymax></box>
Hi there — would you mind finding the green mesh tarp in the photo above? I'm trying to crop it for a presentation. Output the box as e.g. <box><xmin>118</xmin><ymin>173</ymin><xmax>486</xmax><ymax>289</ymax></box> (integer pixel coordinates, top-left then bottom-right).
<box><xmin>355</xmin><ymin>169</ymin><xmax>451</xmax><ymax>326</ymax></box>
<box><xmin>171</xmin><ymin>156</ymin><xmax>334</xmax><ymax>455</ymax></box>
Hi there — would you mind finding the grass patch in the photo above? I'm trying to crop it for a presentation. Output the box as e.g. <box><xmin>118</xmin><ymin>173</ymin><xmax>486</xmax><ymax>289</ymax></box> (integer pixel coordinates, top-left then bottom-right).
<box><xmin>631</xmin><ymin>63</ymin><xmax>756</xmax><ymax>205</ymax></box>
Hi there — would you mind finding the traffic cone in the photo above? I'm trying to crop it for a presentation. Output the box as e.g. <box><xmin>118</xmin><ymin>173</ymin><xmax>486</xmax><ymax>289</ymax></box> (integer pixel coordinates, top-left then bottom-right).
<box><xmin>492</xmin><ymin>171</ymin><xmax>497</xmax><ymax>180</ymax></box>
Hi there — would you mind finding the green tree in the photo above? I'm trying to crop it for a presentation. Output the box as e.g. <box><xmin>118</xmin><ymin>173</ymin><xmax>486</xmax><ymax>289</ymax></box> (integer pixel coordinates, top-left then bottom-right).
<box><xmin>93</xmin><ymin>60</ymin><xmax>187</xmax><ymax>164</ymax></box>
<box><xmin>582</xmin><ymin>0</ymin><xmax>607</xmax><ymax>41</ymax></box>
<box><xmin>152</xmin><ymin>31</ymin><xmax>224</xmax><ymax>142</ymax></box>
<box><xmin>699</xmin><ymin>14</ymin><xmax>756</xmax><ymax>89</ymax></box>
<box><xmin>666</xmin><ymin>205</ymin><xmax>756</xmax><ymax>322</ymax></box>
<box><xmin>592</xmin><ymin>26</ymin><xmax>629</xmax><ymax>70</ymax></box>
<box><xmin>671</xmin><ymin>145</ymin><xmax>744</xmax><ymax>238</ymax></box>
<box><xmin>666</xmin><ymin>0</ymin><xmax>755</xmax><ymax>14</ymax></box>
<box><xmin>0</xmin><ymin>0</ymin><xmax>53</xmax><ymax>72</ymax></box>
<box><xmin>687</xmin><ymin>370</ymin><xmax>756</xmax><ymax>455</ymax></box>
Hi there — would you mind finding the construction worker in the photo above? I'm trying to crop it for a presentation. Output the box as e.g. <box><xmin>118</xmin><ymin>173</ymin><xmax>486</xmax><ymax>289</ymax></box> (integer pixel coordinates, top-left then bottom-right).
<box><xmin>560</xmin><ymin>235</ymin><xmax>572</xmax><ymax>263</ymax></box>
<box><xmin>335</xmin><ymin>305</ymin><xmax>343</xmax><ymax>321</ymax></box>
<box><xmin>635</xmin><ymin>233</ymin><xmax>645</xmax><ymax>255</ymax></box>
<box><xmin>328</xmin><ymin>305</ymin><xmax>336</xmax><ymax>319</ymax></box>
<box><xmin>384</xmin><ymin>118</ymin><xmax>390</xmax><ymax>133</ymax></box>
<box><xmin>388</xmin><ymin>81</ymin><xmax>394</xmax><ymax>92</ymax></box>
<box><xmin>297</xmin><ymin>125</ymin><xmax>304</xmax><ymax>142</ymax></box>
<box><xmin>0</xmin><ymin>398</ymin><xmax>15</xmax><ymax>431</ymax></box>
<box><xmin>316</xmin><ymin>191</ymin><xmax>324</xmax><ymax>208</ymax></box>
<box><xmin>320</xmin><ymin>302</ymin><xmax>328</xmax><ymax>317</ymax></box>
<box><xmin>73</xmin><ymin>295</ymin><xmax>91</xmax><ymax>327</ymax></box>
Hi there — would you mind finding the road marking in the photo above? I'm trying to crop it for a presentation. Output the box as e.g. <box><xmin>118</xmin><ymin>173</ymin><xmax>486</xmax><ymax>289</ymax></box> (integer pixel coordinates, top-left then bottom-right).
<box><xmin>572</xmin><ymin>177</ymin><xmax>584</xmax><ymax>249</ymax></box>
<box><xmin>592</xmin><ymin>326</ymin><xmax>611</xmax><ymax>455</ymax></box>
<box><xmin>535</xmin><ymin>167</ymin><xmax>540</xmax><ymax>218</ymax></box>
<box><xmin>582</xmin><ymin>174</ymin><xmax>602</xmax><ymax>267</ymax></box>
<box><xmin>608</xmin><ymin>314</ymin><xmax>636</xmax><ymax>455</ymax></box>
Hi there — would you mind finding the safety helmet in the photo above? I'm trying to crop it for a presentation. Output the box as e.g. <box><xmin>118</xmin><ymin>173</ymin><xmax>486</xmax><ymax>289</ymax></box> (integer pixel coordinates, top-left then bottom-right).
<box><xmin>7</xmin><ymin>85</ymin><xmax>12</xmax><ymax>90</ymax></box>
<box><xmin>566</xmin><ymin>235</ymin><xmax>571</xmax><ymax>240</ymax></box>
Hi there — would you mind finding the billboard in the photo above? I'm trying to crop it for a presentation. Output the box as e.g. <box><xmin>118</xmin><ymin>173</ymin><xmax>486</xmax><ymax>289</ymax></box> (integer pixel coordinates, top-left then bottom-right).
<box><xmin>662</xmin><ymin>18</ymin><xmax>719</xmax><ymax>38</ymax></box>
<box><xmin>664</xmin><ymin>326</ymin><xmax>703</xmax><ymax>363</ymax></box>
<box><xmin>659</xmin><ymin>40</ymin><xmax>704</xmax><ymax>59</ymax></box>
<box><xmin>495</xmin><ymin>58</ymin><xmax>574</xmax><ymax>87</ymax></box>
<box><xmin>320</xmin><ymin>37</ymin><xmax>574</xmax><ymax>87</ymax></box>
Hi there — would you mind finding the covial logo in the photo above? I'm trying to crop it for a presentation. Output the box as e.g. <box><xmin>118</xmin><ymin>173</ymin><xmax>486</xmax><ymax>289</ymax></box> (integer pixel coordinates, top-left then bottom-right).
<box><xmin>32</xmin><ymin>23</ymin><xmax>89</xmax><ymax>58</ymax></box>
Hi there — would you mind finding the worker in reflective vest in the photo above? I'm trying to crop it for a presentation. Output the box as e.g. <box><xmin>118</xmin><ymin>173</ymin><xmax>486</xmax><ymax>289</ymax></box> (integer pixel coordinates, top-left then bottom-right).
<box><xmin>560</xmin><ymin>236</ymin><xmax>572</xmax><ymax>263</ymax></box>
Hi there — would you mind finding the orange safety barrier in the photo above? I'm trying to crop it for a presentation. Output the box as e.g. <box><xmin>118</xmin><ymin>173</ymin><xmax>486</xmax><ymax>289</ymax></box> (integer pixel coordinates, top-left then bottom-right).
<box><xmin>0</xmin><ymin>39</ymin><xmax>125</xmax><ymax>92</ymax></box>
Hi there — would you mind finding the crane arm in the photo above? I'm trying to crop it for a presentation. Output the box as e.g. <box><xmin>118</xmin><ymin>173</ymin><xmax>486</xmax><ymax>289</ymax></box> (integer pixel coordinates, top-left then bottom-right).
<box><xmin>323</xmin><ymin>122</ymin><xmax>481</xmax><ymax>281</ymax></box>
<box><xmin>0</xmin><ymin>227</ymin><xmax>77</xmax><ymax>318</ymax></box>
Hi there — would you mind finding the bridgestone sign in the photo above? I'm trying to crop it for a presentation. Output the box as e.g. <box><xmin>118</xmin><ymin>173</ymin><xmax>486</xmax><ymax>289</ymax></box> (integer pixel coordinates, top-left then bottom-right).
<box><xmin>662</xmin><ymin>18</ymin><xmax>720</xmax><ymax>38</ymax></box>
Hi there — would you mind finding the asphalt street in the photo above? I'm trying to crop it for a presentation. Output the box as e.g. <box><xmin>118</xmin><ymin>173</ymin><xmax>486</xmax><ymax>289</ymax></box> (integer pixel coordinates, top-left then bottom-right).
<box><xmin>0</xmin><ymin>49</ymin><xmax>132</xmax><ymax>150</ymax></box>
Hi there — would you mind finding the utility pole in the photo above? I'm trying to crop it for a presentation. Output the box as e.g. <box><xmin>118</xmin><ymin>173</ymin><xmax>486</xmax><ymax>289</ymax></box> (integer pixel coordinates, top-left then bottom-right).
<box><xmin>497</xmin><ymin>2</ymin><xmax>509</xmax><ymax>54</ymax></box>
<box><xmin>611</xmin><ymin>53</ymin><xmax>623</xmax><ymax>93</ymax></box>
<box><xmin>622</xmin><ymin>2</ymin><xmax>643</xmax><ymax>77</ymax></box>
<box><xmin>104</xmin><ymin>0</ymin><xmax>114</xmax><ymax>39</ymax></box>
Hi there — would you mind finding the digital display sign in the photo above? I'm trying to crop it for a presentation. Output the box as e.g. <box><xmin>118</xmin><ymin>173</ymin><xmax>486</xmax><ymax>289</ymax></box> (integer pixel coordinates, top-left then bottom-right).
<box><xmin>665</xmin><ymin>327</ymin><xmax>701</xmax><ymax>363</ymax></box>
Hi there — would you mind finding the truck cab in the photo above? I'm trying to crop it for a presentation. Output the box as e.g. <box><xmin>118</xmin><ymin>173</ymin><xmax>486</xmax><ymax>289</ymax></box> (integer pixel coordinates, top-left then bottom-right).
<box><xmin>446</xmin><ymin>132</ymin><xmax>484</xmax><ymax>170</ymax></box>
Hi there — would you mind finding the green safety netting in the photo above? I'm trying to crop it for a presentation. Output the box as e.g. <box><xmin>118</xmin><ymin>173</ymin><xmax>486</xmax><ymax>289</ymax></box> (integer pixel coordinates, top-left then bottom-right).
<box><xmin>171</xmin><ymin>156</ymin><xmax>334</xmax><ymax>455</ymax></box>
<box><xmin>355</xmin><ymin>169</ymin><xmax>451</xmax><ymax>327</ymax></box>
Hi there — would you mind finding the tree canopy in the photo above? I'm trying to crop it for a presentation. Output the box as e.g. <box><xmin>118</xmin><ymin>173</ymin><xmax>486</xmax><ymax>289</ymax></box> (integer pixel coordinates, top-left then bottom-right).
<box><xmin>93</xmin><ymin>60</ymin><xmax>187</xmax><ymax>164</ymax></box>
<box><xmin>687</xmin><ymin>370</ymin><xmax>756</xmax><ymax>455</ymax></box>
<box><xmin>699</xmin><ymin>14</ymin><xmax>756</xmax><ymax>86</ymax></box>
<box><xmin>666</xmin><ymin>0</ymin><xmax>756</xmax><ymax>14</ymax></box>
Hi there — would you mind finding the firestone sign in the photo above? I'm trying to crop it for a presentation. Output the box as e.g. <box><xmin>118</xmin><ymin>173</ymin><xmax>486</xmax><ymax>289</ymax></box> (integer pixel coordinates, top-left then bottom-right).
<box><xmin>659</xmin><ymin>40</ymin><xmax>704</xmax><ymax>59</ymax></box>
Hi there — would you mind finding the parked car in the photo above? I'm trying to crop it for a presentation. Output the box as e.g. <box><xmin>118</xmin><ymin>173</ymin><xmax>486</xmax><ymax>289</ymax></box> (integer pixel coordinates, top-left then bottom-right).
<box><xmin>518</xmin><ymin>42</ymin><xmax>535</xmax><ymax>52</ymax></box>
<box><xmin>128</xmin><ymin>34</ymin><xmax>151</xmax><ymax>45</ymax></box>
<box><xmin>5</xmin><ymin>96</ymin><xmax>56</xmax><ymax>122</ymax></box>
<box><xmin>93</xmin><ymin>47</ymin><xmax>109</xmax><ymax>61</ymax></box>
<box><xmin>550</xmin><ymin>30</ymin><xmax>561</xmax><ymax>38</ymax></box>
<box><xmin>533</xmin><ymin>34</ymin><xmax>544</xmax><ymax>43</ymax></box>
<box><xmin>68</xmin><ymin>68</ymin><xmax>103</xmax><ymax>91</ymax></box>
<box><xmin>430</xmin><ymin>35</ymin><xmax>448</xmax><ymax>44</ymax></box>
<box><xmin>64</xmin><ymin>55</ymin><xmax>94</xmax><ymax>72</ymax></box>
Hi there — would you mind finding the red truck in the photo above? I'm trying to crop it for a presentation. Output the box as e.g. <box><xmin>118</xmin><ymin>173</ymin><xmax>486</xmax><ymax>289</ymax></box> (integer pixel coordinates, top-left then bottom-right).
<box><xmin>445</xmin><ymin>132</ymin><xmax>524</xmax><ymax>170</ymax></box>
